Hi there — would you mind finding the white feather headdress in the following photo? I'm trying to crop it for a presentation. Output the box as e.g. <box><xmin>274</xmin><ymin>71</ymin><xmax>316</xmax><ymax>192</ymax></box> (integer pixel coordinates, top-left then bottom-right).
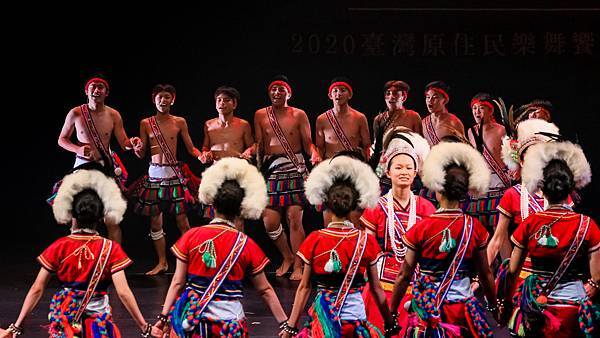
<box><xmin>501</xmin><ymin>118</ymin><xmax>560</xmax><ymax>170</ymax></box>
<box><xmin>422</xmin><ymin>142</ymin><xmax>491</xmax><ymax>196</ymax></box>
<box><xmin>305</xmin><ymin>156</ymin><xmax>380</xmax><ymax>209</ymax></box>
<box><xmin>521</xmin><ymin>141</ymin><xmax>591</xmax><ymax>193</ymax></box>
<box><xmin>381</xmin><ymin>127</ymin><xmax>430</xmax><ymax>175</ymax></box>
<box><xmin>53</xmin><ymin>169</ymin><xmax>127</xmax><ymax>225</ymax></box>
<box><xmin>199</xmin><ymin>157</ymin><xmax>267</xmax><ymax>219</ymax></box>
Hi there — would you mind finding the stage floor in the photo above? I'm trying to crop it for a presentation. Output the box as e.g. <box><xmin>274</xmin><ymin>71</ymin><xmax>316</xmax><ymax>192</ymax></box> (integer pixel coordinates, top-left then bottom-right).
<box><xmin>1</xmin><ymin>262</ymin><xmax>511</xmax><ymax>337</ymax></box>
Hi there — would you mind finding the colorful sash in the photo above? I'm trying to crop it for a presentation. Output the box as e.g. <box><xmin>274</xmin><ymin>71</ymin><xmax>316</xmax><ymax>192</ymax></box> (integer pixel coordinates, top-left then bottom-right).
<box><xmin>148</xmin><ymin>116</ymin><xmax>196</xmax><ymax>203</ymax></box>
<box><xmin>423</xmin><ymin>115</ymin><xmax>441</xmax><ymax>145</ymax></box>
<box><xmin>266</xmin><ymin>106</ymin><xmax>308</xmax><ymax>179</ymax></box>
<box><xmin>326</xmin><ymin>109</ymin><xmax>353</xmax><ymax>151</ymax></box>
<box><xmin>80</xmin><ymin>104</ymin><xmax>127</xmax><ymax>188</ymax></box>
<box><xmin>194</xmin><ymin>232</ymin><xmax>248</xmax><ymax>316</ymax></box>
<box><xmin>74</xmin><ymin>238</ymin><xmax>112</xmax><ymax>322</ymax></box>
<box><xmin>542</xmin><ymin>215</ymin><xmax>590</xmax><ymax>295</ymax></box>
<box><xmin>471</xmin><ymin>125</ymin><xmax>511</xmax><ymax>188</ymax></box>
<box><xmin>334</xmin><ymin>230</ymin><xmax>368</xmax><ymax>316</ymax></box>
<box><xmin>435</xmin><ymin>216</ymin><xmax>474</xmax><ymax>307</ymax></box>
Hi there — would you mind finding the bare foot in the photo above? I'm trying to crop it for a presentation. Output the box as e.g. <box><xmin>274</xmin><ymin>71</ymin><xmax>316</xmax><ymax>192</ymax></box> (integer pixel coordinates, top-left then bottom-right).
<box><xmin>146</xmin><ymin>263</ymin><xmax>168</xmax><ymax>276</ymax></box>
<box><xmin>289</xmin><ymin>267</ymin><xmax>303</xmax><ymax>281</ymax></box>
<box><xmin>275</xmin><ymin>258</ymin><xmax>294</xmax><ymax>277</ymax></box>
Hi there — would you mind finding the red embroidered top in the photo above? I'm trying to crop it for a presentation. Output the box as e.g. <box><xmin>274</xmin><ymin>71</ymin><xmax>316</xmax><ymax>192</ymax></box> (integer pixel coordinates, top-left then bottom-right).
<box><xmin>37</xmin><ymin>234</ymin><xmax>131</xmax><ymax>290</ymax></box>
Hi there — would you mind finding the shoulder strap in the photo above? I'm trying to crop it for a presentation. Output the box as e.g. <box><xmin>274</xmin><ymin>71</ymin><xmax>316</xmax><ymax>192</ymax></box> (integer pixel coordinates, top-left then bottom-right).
<box><xmin>435</xmin><ymin>216</ymin><xmax>474</xmax><ymax>307</ymax></box>
<box><xmin>326</xmin><ymin>110</ymin><xmax>353</xmax><ymax>151</ymax></box>
<box><xmin>148</xmin><ymin>117</ymin><xmax>188</xmax><ymax>185</ymax></box>
<box><xmin>543</xmin><ymin>215</ymin><xmax>591</xmax><ymax>294</ymax></box>
<box><xmin>334</xmin><ymin>230</ymin><xmax>368</xmax><ymax>316</ymax></box>
<box><xmin>266</xmin><ymin>107</ymin><xmax>308</xmax><ymax>179</ymax></box>
<box><xmin>423</xmin><ymin>115</ymin><xmax>440</xmax><ymax>145</ymax></box>
<box><xmin>472</xmin><ymin>124</ymin><xmax>511</xmax><ymax>187</ymax></box>
<box><xmin>80</xmin><ymin>104</ymin><xmax>114</xmax><ymax>168</ymax></box>
<box><xmin>74</xmin><ymin>238</ymin><xmax>112</xmax><ymax>322</ymax></box>
<box><xmin>195</xmin><ymin>232</ymin><xmax>248</xmax><ymax>315</ymax></box>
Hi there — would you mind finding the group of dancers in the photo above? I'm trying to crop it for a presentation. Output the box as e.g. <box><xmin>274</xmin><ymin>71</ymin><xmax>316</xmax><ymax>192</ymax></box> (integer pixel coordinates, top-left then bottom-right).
<box><xmin>1</xmin><ymin>74</ymin><xmax>599</xmax><ymax>337</ymax></box>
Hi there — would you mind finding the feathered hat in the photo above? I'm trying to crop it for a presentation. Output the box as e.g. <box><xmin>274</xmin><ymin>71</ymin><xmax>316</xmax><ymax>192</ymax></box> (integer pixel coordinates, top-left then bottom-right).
<box><xmin>199</xmin><ymin>157</ymin><xmax>267</xmax><ymax>219</ymax></box>
<box><xmin>305</xmin><ymin>156</ymin><xmax>380</xmax><ymax>209</ymax></box>
<box><xmin>422</xmin><ymin>142</ymin><xmax>491</xmax><ymax>196</ymax></box>
<box><xmin>501</xmin><ymin>118</ymin><xmax>560</xmax><ymax>171</ymax></box>
<box><xmin>53</xmin><ymin>169</ymin><xmax>127</xmax><ymax>225</ymax></box>
<box><xmin>381</xmin><ymin>126</ymin><xmax>430</xmax><ymax>175</ymax></box>
<box><xmin>521</xmin><ymin>141</ymin><xmax>591</xmax><ymax>194</ymax></box>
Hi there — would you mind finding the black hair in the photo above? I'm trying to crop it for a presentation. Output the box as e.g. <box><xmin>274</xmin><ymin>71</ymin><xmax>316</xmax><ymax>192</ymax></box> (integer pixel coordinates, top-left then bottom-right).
<box><xmin>214</xmin><ymin>86</ymin><xmax>240</xmax><ymax>102</ymax></box>
<box><xmin>213</xmin><ymin>180</ymin><xmax>245</xmax><ymax>219</ymax></box>
<box><xmin>542</xmin><ymin>159</ymin><xmax>574</xmax><ymax>204</ymax></box>
<box><xmin>442</xmin><ymin>164</ymin><xmax>469</xmax><ymax>201</ymax></box>
<box><xmin>326</xmin><ymin>178</ymin><xmax>359</xmax><ymax>217</ymax></box>
<box><xmin>152</xmin><ymin>84</ymin><xmax>176</xmax><ymax>99</ymax></box>
<box><xmin>72</xmin><ymin>188</ymin><xmax>104</xmax><ymax>229</ymax></box>
<box><xmin>383</xmin><ymin>80</ymin><xmax>410</xmax><ymax>94</ymax></box>
<box><xmin>329</xmin><ymin>149</ymin><xmax>366</xmax><ymax>163</ymax></box>
<box><xmin>270</xmin><ymin>74</ymin><xmax>291</xmax><ymax>86</ymax></box>
<box><xmin>425</xmin><ymin>81</ymin><xmax>450</xmax><ymax>95</ymax></box>
<box><xmin>330</xmin><ymin>76</ymin><xmax>353</xmax><ymax>88</ymax></box>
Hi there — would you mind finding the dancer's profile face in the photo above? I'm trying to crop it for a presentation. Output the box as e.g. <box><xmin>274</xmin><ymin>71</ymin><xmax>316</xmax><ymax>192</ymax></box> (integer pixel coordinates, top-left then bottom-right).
<box><xmin>425</xmin><ymin>89</ymin><xmax>447</xmax><ymax>113</ymax></box>
<box><xmin>216</xmin><ymin>93</ymin><xmax>237</xmax><ymax>115</ymax></box>
<box><xmin>471</xmin><ymin>103</ymin><xmax>493</xmax><ymax>124</ymax></box>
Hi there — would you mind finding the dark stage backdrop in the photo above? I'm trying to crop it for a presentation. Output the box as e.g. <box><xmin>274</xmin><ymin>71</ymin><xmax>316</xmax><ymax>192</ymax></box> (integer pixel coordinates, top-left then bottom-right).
<box><xmin>5</xmin><ymin>3</ymin><xmax>599</xmax><ymax>269</ymax></box>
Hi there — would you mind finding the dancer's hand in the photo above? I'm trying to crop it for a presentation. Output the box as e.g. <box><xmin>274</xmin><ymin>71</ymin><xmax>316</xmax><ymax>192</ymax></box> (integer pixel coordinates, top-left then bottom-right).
<box><xmin>77</xmin><ymin>144</ymin><xmax>93</xmax><ymax>159</ymax></box>
<box><xmin>130</xmin><ymin>137</ymin><xmax>143</xmax><ymax>152</ymax></box>
<box><xmin>279</xmin><ymin>330</ymin><xmax>291</xmax><ymax>338</ymax></box>
<box><xmin>151</xmin><ymin>321</ymin><xmax>166</xmax><ymax>338</ymax></box>
<box><xmin>310</xmin><ymin>151</ymin><xmax>322</xmax><ymax>166</ymax></box>
<box><xmin>0</xmin><ymin>328</ymin><xmax>15</xmax><ymax>338</ymax></box>
<box><xmin>240</xmin><ymin>149</ymin><xmax>253</xmax><ymax>160</ymax></box>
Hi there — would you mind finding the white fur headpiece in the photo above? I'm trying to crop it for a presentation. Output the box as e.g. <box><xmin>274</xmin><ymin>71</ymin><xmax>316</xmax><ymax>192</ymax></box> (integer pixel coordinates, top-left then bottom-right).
<box><xmin>305</xmin><ymin>156</ymin><xmax>380</xmax><ymax>209</ymax></box>
<box><xmin>422</xmin><ymin>142</ymin><xmax>491</xmax><ymax>196</ymax></box>
<box><xmin>53</xmin><ymin>169</ymin><xmax>127</xmax><ymax>226</ymax></box>
<box><xmin>521</xmin><ymin>141</ymin><xmax>591</xmax><ymax>193</ymax></box>
<box><xmin>501</xmin><ymin>118</ymin><xmax>560</xmax><ymax>170</ymax></box>
<box><xmin>381</xmin><ymin>127</ymin><xmax>430</xmax><ymax>175</ymax></box>
<box><xmin>199</xmin><ymin>157</ymin><xmax>267</xmax><ymax>220</ymax></box>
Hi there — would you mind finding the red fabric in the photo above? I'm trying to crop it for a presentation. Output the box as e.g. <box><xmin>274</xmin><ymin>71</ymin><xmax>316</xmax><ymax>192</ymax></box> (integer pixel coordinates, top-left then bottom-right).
<box><xmin>497</xmin><ymin>184</ymin><xmax>574</xmax><ymax>232</ymax></box>
<box><xmin>511</xmin><ymin>209</ymin><xmax>600</xmax><ymax>276</ymax></box>
<box><xmin>470</xmin><ymin>98</ymin><xmax>495</xmax><ymax>111</ymax></box>
<box><xmin>402</xmin><ymin>212</ymin><xmax>489</xmax><ymax>265</ymax></box>
<box><xmin>268</xmin><ymin>80</ymin><xmax>292</xmax><ymax>96</ymax></box>
<box><xmin>171</xmin><ymin>224</ymin><xmax>269</xmax><ymax>279</ymax></box>
<box><xmin>360</xmin><ymin>195</ymin><xmax>436</xmax><ymax>243</ymax></box>
<box><xmin>363</xmin><ymin>282</ymin><xmax>411</xmax><ymax>338</ymax></box>
<box><xmin>84</xmin><ymin>77</ymin><xmax>109</xmax><ymax>92</ymax></box>
<box><xmin>540</xmin><ymin>305</ymin><xmax>581</xmax><ymax>338</ymax></box>
<box><xmin>328</xmin><ymin>81</ymin><xmax>353</xmax><ymax>95</ymax></box>
<box><xmin>425</xmin><ymin>87</ymin><xmax>449</xmax><ymax>101</ymax></box>
<box><xmin>297</xmin><ymin>228</ymin><xmax>382</xmax><ymax>275</ymax></box>
<box><xmin>37</xmin><ymin>234</ymin><xmax>131</xmax><ymax>283</ymax></box>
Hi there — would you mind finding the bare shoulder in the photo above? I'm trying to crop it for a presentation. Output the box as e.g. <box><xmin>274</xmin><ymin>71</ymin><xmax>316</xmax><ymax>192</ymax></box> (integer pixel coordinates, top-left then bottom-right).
<box><xmin>68</xmin><ymin>105</ymin><xmax>82</xmax><ymax>117</ymax></box>
<box><xmin>173</xmin><ymin>115</ymin><xmax>189</xmax><ymax>126</ymax></box>
<box><xmin>351</xmin><ymin>107</ymin><xmax>367</xmax><ymax>119</ymax></box>
<box><xmin>235</xmin><ymin>117</ymin><xmax>251</xmax><ymax>127</ymax></box>
<box><xmin>106</xmin><ymin>105</ymin><xmax>121</xmax><ymax>118</ymax></box>
<box><xmin>406</xmin><ymin>109</ymin><xmax>422</xmax><ymax>119</ymax></box>
<box><xmin>291</xmin><ymin>106</ymin><xmax>308</xmax><ymax>118</ymax></box>
<box><xmin>449</xmin><ymin>113</ymin><xmax>465</xmax><ymax>127</ymax></box>
<box><xmin>254</xmin><ymin>107</ymin><xmax>267</xmax><ymax>118</ymax></box>
<box><xmin>140</xmin><ymin>117</ymin><xmax>151</xmax><ymax>126</ymax></box>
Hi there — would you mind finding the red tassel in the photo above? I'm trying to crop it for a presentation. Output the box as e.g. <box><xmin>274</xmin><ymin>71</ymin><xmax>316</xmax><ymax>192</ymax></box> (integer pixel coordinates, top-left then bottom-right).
<box><xmin>543</xmin><ymin>309</ymin><xmax>561</xmax><ymax>332</ymax></box>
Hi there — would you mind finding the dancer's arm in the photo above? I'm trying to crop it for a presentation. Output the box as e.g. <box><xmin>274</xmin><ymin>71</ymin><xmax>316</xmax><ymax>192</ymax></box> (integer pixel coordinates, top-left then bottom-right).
<box><xmin>474</xmin><ymin>247</ymin><xmax>498</xmax><ymax>322</ymax></box>
<box><xmin>390</xmin><ymin>248</ymin><xmax>417</xmax><ymax>311</ymax></box>
<box><xmin>153</xmin><ymin>259</ymin><xmax>188</xmax><ymax>331</ymax></box>
<box><xmin>285</xmin><ymin>263</ymin><xmax>313</xmax><ymax>328</ymax></box>
<box><xmin>9</xmin><ymin>268</ymin><xmax>51</xmax><ymax>331</ymax></box>
<box><xmin>250</xmin><ymin>271</ymin><xmax>287</xmax><ymax>323</ymax></box>
<box><xmin>585</xmin><ymin>250</ymin><xmax>600</xmax><ymax>299</ymax></box>
<box><xmin>487</xmin><ymin>213</ymin><xmax>512</xmax><ymax>265</ymax></box>
<box><xmin>112</xmin><ymin>270</ymin><xmax>149</xmax><ymax>331</ymax></box>
<box><xmin>367</xmin><ymin>264</ymin><xmax>394</xmax><ymax>326</ymax></box>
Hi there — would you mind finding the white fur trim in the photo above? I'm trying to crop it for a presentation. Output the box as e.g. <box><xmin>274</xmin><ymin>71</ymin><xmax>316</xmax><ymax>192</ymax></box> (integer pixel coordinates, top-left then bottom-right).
<box><xmin>422</xmin><ymin>142</ymin><xmax>491</xmax><ymax>196</ymax></box>
<box><xmin>198</xmin><ymin>158</ymin><xmax>267</xmax><ymax>220</ymax></box>
<box><xmin>522</xmin><ymin>142</ymin><xmax>591</xmax><ymax>193</ymax></box>
<box><xmin>501</xmin><ymin>136</ymin><xmax>520</xmax><ymax>171</ymax></box>
<box><xmin>305</xmin><ymin>156</ymin><xmax>380</xmax><ymax>209</ymax></box>
<box><xmin>52</xmin><ymin>169</ymin><xmax>126</xmax><ymax>225</ymax></box>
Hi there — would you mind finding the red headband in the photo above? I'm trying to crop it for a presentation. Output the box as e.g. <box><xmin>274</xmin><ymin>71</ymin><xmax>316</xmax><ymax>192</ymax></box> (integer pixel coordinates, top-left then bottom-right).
<box><xmin>329</xmin><ymin>81</ymin><xmax>353</xmax><ymax>95</ymax></box>
<box><xmin>268</xmin><ymin>80</ymin><xmax>292</xmax><ymax>97</ymax></box>
<box><xmin>471</xmin><ymin>99</ymin><xmax>495</xmax><ymax>111</ymax></box>
<box><xmin>425</xmin><ymin>87</ymin><xmax>449</xmax><ymax>101</ymax></box>
<box><xmin>84</xmin><ymin>78</ymin><xmax>110</xmax><ymax>92</ymax></box>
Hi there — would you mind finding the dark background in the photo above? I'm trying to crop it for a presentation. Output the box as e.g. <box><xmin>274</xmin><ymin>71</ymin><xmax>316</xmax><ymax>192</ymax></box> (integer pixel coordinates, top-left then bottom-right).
<box><xmin>4</xmin><ymin>2</ymin><xmax>600</xmax><ymax>273</ymax></box>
